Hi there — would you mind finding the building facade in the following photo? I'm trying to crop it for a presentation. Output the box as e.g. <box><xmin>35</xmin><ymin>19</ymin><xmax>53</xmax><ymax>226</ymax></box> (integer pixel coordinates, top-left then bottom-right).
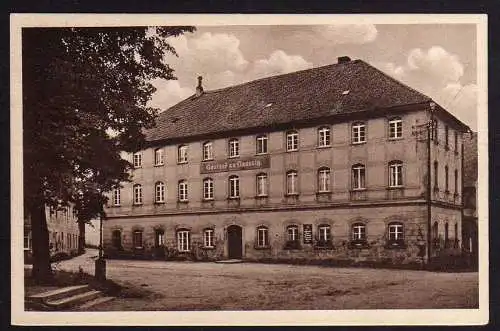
<box><xmin>24</xmin><ymin>204</ymin><xmax>80</xmax><ymax>261</ymax></box>
<box><xmin>103</xmin><ymin>57</ymin><xmax>469</xmax><ymax>266</ymax></box>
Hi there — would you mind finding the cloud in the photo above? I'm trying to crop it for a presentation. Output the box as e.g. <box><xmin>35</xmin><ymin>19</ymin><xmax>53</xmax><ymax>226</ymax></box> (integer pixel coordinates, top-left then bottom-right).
<box><xmin>374</xmin><ymin>46</ymin><xmax>477</xmax><ymax>129</ymax></box>
<box><xmin>249</xmin><ymin>50</ymin><xmax>313</xmax><ymax>80</ymax></box>
<box><xmin>312</xmin><ymin>24</ymin><xmax>378</xmax><ymax>44</ymax></box>
<box><xmin>148</xmin><ymin>79</ymin><xmax>193</xmax><ymax>110</ymax></box>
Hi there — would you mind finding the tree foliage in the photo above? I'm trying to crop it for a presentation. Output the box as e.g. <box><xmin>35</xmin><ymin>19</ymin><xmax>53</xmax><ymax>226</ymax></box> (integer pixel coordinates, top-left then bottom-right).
<box><xmin>23</xmin><ymin>26</ymin><xmax>195</xmax><ymax>280</ymax></box>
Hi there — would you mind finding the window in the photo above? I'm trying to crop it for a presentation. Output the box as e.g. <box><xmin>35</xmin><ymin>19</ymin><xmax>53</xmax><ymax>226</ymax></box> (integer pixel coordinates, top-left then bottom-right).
<box><xmin>133</xmin><ymin>230</ymin><xmax>143</xmax><ymax>249</ymax></box>
<box><xmin>229</xmin><ymin>175</ymin><xmax>240</xmax><ymax>198</ymax></box>
<box><xmin>203</xmin><ymin>229</ymin><xmax>215</xmax><ymax>248</ymax></box>
<box><xmin>352</xmin><ymin>223</ymin><xmax>366</xmax><ymax>241</ymax></box>
<box><xmin>444</xmin><ymin>222</ymin><xmax>449</xmax><ymax>246</ymax></box>
<box><xmin>286</xmin><ymin>130</ymin><xmax>299</xmax><ymax>151</ymax></box>
<box><xmin>445</xmin><ymin>125</ymin><xmax>449</xmax><ymax>148</ymax></box>
<box><xmin>388</xmin><ymin>117</ymin><xmax>403</xmax><ymax>139</ymax></box>
<box><xmin>286</xmin><ymin>170</ymin><xmax>298</xmax><ymax>195</ymax></box>
<box><xmin>155</xmin><ymin>229</ymin><xmax>165</xmax><ymax>247</ymax></box>
<box><xmin>432</xmin><ymin>119</ymin><xmax>438</xmax><ymax>143</ymax></box>
<box><xmin>203</xmin><ymin>178</ymin><xmax>214</xmax><ymax>200</ymax></box>
<box><xmin>112</xmin><ymin>187</ymin><xmax>121</xmax><ymax>206</ymax></box>
<box><xmin>454</xmin><ymin>169</ymin><xmax>458</xmax><ymax>193</ymax></box>
<box><xmin>318</xmin><ymin>167</ymin><xmax>331</xmax><ymax>192</ymax></box>
<box><xmin>202</xmin><ymin>141</ymin><xmax>213</xmax><ymax>161</ymax></box>
<box><xmin>388</xmin><ymin>222</ymin><xmax>404</xmax><ymax>241</ymax></box>
<box><xmin>434</xmin><ymin>161</ymin><xmax>439</xmax><ymax>189</ymax></box>
<box><xmin>228</xmin><ymin>138</ymin><xmax>239</xmax><ymax>158</ymax></box>
<box><xmin>445</xmin><ymin>165</ymin><xmax>449</xmax><ymax>192</ymax></box>
<box><xmin>388</xmin><ymin>161</ymin><xmax>403</xmax><ymax>187</ymax></box>
<box><xmin>24</xmin><ymin>231</ymin><xmax>31</xmax><ymax>251</ymax></box>
<box><xmin>318</xmin><ymin>224</ymin><xmax>331</xmax><ymax>243</ymax></box>
<box><xmin>178</xmin><ymin>180</ymin><xmax>188</xmax><ymax>201</ymax></box>
<box><xmin>256</xmin><ymin>173</ymin><xmax>268</xmax><ymax>197</ymax></box>
<box><xmin>112</xmin><ymin>230</ymin><xmax>121</xmax><ymax>249</ymax></box>
<box><xmin>454</xmin><ymin>132</ymin><xmax>459</xmax><ymax>152</ymax></box>
<box><xmin>318</xmin><ymin>127</ymin><xmax>331</xmax><ymax>147</ymax></box>
<box><xmin>352</xmin><ymin>122</ymin><xmax>366</xmax><ymax>144</ymax></box>
<box><xmin>352</xmin><ymin>164</ymin><xmax>366</xmax><ymax>190</ymax></box>
<box><xmin>154</xmin><ymin>148</ymin><xmax>164</xmax><ymax>166</ymax></box>
<box><xmin>432</xmin><ymin>221</ymin><xmax>439</xmax><ymax>240</ymax></box>
<box><xmin>178</xmin><ymin>145</ymin><xmax>188</xmax><ymax>163</ymax></box>
<box><xmin>287</xmin><ymin>225</ymin><xmax>299</xmax><ymax>242</ymax></box>
<box><xmin>256</xmin><ymin>135</ymin><xmax>268</xmax><ymax>154</ymax></box>
<box><xmin>133</xmin><ymin>152</ymin><xmax>142</xmax><ymax>168</ymax></box>
<box><xmin>177</xmin><ymin>230</ymin><xmax>190</xmax><ymax>252</ymax></box>
<box><xmin>133</xmin><ymin>184</ymin><xmax>143</xmax><ymax>205</ymax></box>
<box><xmin>155</xmin><ymin>181</ymin><xmax>165</xmax><ymax>203</ymax></box>
<box><xmin>256</xmin><ymin>226</ymin><xmax>269</xmax><ymax>248</ymax></box>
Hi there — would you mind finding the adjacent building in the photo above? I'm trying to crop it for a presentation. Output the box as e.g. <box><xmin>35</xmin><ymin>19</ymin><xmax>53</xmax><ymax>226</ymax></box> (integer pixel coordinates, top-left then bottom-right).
<box><xmin>24</xmin><ymin>205</ymin><xmax>80</xmax><ymax>261</ymax></box>
<box><xmin>462</xmin><ymin>131</ymin><xmax>478</xmax><ymax>267</ymax></box>
<box><xmin>103</xmin><ymin>57</ymin><xmax>470</xmax><ymax>266</ymax></box>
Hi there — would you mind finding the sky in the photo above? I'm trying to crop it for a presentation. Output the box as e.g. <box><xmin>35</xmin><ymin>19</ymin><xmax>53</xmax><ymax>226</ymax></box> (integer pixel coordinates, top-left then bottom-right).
<box><xmin>148</xmin><ymin>24</ymin><xmax>478</xmax><ymax>130</ymax></box>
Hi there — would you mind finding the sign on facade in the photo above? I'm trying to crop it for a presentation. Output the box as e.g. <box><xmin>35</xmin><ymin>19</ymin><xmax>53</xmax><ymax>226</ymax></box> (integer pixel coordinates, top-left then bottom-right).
<box><xmin>303</xmin><ymin>224</ymin><xmax>313</xmax><ymax>244</ymax></box>
<box><xmin>200</xmin><ymin>155</ymin><xmax>270</xmax><ymax>174</ymax></box>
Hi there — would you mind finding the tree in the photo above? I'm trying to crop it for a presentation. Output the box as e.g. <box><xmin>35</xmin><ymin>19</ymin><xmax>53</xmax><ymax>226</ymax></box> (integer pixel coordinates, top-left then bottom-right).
<box><xmin>23</xmin><ymin>26</ymin><xmax>195</xmax><ymax>282</ymax></box>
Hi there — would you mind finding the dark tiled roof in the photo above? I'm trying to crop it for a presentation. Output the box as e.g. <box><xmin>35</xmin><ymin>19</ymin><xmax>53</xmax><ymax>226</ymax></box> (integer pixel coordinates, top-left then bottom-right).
<box><xmin>145</xmin><ymin>59</ymin><xmax>431</xmax><ymax>142</ymax></box>
<box><xmin>463</xmin><ymin>132</ymin><xmax>478</xmax><ymax>187</ymax></box>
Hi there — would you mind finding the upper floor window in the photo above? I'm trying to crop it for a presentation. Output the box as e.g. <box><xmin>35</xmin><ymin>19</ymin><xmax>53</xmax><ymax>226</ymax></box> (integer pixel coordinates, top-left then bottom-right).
<box><xmin>434</xmin><ymin>161</ymin><xmax>439</xmax><ymax>188</ymax></box>
<box><xmin>256</xmin><ymin>135</ymin><xmax>268</xmax><ymax>154</ymax></box>
<box><xmin>445</xmin><ymin>165</ymin><xmax>449</xmax><ymax>192</ymax></box>
<box><xmin>432</xmin><ymin>119</ymin><xmax>438</xmax><ymax>144</ymax></box>
<box><xmin>432</xmin><ymin>221</ymin><xmax>439</xmax><ymax>240</ymax></box>
<box><xmin>202</xmin><ymin>141</ymin><xmax>213</xmax><ymax>161</ymax></box>
<box><xmin>229</xmin><ymin>175</ymin><xmax>240</xmax><ymax>198</ymax></box>
<box><xmin>133</xmin><ymin>152</ymin><xmax>142</xmax><ymax>168</ymax></box>
<box><xmin>178</xmin><ymin>180</ymin><xmax>188</xmax><ymax>202</ymax></box>
<box><xmin>133</xmin><ymin>184</ymin><xmax>142</xmax><ymax>205</ymax></box>
<box><xmin>155</xmin><ymin>181</ymin><xmax>165</xmax><ymax>203</ymax></box>
<box><xmin>112</xmin><ymin>187</ymin><xmax>121</xmax><ymax>206</ymax></box>
<box><xmin>454</xmin><ymin>169</ymin><xmax>458</xmax><ymax>193</ymax></box>
<box><xmin>352</xmin><ymin>164</ymin><xmax>366</xmax><ymax>190</ymax></box>
<box><xmin>256</xmin><ymin>226</ymin><xmax>269</xmax><ymax>248</ymax></box>
<box><xmin>203</xmin><ymin>228</ymin><xmax>215</xmax><ymax>248</ymax></box>
<box><xmin>203</xmin><ymin>178</ymin><xmax>214</xmax><ymax>200</ymax></box>
<box><xmin>228</xmin><ymin>138</ymin><xmax>239</xmax><ymax>158</ymax></box>
<box><xmin>388</xmin><ymin>161</ymin><xmax>403</xmax><ymax>187</ymax></box>
<box><xmin>454</xmin><ymin>132</ymin><xmax>459</xmax><ymax>152</ymax></box>
<box><xmin>256</xmin><ymin>173</ymin><xmax>268</xmax><ymax>197</ymax></box>
<box><xmin>388</xmin><ymin>222</ymin><xmax>404</xmax><ymax>242</ymax></box>
<box><xmin>178</xmin><ymin>145</ymin><xmax>188</xmax><ymax>163</ymax></box>
<box><xmin>286</xmin><ymin>170</ymin><xmax>298</xmax><ymax>195</ymax></box>
<box><xmin>286</xmin><ymin>130</ymin><xmax>299</xmax><ymax>151</ymax></box>
<box><xmin>154</xmin><ymin>148</ymin><xmax>164</xmax><ymax>166</ymax></box>
<box><xmin>317</xmin><ymin>127</ymin><xmax>331</xmax><ymax>147</ymax></box>
<box><xmin>352</xmin><ymin>122</ymin><xmax>366</xmax><ymax>144</ymax></box>
<box><xmin>445</xmin><ymin>125</ymin><xmax>450</xmax><ymax>148</ymax></box>
<box><xmin>352</xmin><ymin>223</ymin><xmax>366</xmax><ymax>241</ymax></box>
<box><xmin>133</xmin><ymin>230</ymin><xmax>143</xmax><ymax>249</ymax></box>
<box><xmin>177</xmin><ymin>229</ymin><xmax>190</xmax><ymax>252</ymax></box>
<box><xmin>318</xmin><ymin>167</ymin><xmax>331</xmax><ymax>192</ymax></box>
<box><xmin>444</xmin><ymin>222</ymin><xmax>449</xmax><ymax>243</ymax></box>
<box><xmin>388</xmin><ymin>117</ymin><xmax>402</xmax><ymax>139</ymax></box>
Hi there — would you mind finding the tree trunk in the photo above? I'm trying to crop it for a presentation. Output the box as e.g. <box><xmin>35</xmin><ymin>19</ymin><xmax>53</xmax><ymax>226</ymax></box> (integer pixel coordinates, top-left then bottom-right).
<box><xmin>78</xmin><ymin>220</ymin><xmax>86</xmax><ymax>255</ymax></box>
<box><xmin>30</xmin><ymin>201</ymin><xmax>52</xmax><ymax>283</ymax></box>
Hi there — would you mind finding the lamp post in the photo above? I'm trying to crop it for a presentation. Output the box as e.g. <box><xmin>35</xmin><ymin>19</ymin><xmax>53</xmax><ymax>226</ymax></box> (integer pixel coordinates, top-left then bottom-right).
<box><xmin>95</xmin><ymin>189</ymin><xmax>106</xmax><ymax>281</ymax></box>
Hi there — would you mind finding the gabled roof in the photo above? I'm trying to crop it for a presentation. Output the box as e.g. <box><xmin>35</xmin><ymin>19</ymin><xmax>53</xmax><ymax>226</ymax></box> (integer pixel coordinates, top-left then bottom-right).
<box><xmin>145</xmin><ymin>59</ymin><xmax>433</xmax><ymax>143</ymax></box>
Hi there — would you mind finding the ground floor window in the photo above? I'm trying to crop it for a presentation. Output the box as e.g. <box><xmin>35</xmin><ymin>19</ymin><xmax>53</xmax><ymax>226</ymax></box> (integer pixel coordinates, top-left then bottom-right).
<box><xmin>204</xmin><ymin>229</ymin><xmax>215</xmax><ymax>248</ymax></box>
<box><xmin>112</xmin><ymin>230</ymin><xmax>122</xmax><ymax>249</ymax></box>
<box><xmin>256</xmin><ymin>226</ymin><xmax>269</xmax><ymax>248</ymax></box>
<box><xmin>133</xmin><ymin>230</ymin><xmax>143</xmax><ymax>249</ymax></box>
<box><xmin>177</xmin><ymin>230</ymin><xmax>190</xmax><ymax>252</ymax></box>
<box><xmin>317</xmin><ymin>224</ymin><xmax>331</xmax><ymax>247</ymax></box>
<box><xmin>387</xmin><ymin>222</ymin><xmax>404</xmax><ymax>247</ymax></box>
<box><xmin>352</xmin><ymin>223</ymin><xmax>366</xmax><ymax>241</ymax></box>
<box><xmin>285</xmin><ymin>225</ymin><xmax>300</xmax><ymax>249</ymax></box>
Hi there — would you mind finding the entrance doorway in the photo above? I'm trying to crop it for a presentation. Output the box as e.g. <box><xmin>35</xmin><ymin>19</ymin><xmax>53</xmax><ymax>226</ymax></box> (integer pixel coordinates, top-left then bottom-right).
<box><xmin>227</xmin><ymin>225</ymin><xmax>243</xmax><ymax>259</ymax></box>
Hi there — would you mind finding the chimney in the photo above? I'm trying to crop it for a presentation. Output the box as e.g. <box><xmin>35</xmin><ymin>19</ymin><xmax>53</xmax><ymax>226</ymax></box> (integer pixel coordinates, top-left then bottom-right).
<box><xmin>337</xmin><ymin>56</ymin><xmax>351</xmax><ymax>64</ymax></box>
<box><xmin>195</xmin><ymin>76</ymin><xmax>204</xmax><ymax>96</ymax></box>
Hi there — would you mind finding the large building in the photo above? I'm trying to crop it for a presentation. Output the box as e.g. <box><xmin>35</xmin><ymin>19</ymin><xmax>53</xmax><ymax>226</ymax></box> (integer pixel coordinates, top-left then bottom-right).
<box><xmin>103</xmin><ymin>57</ymin><xmax>470</xmax><ymax>266</ymax></box>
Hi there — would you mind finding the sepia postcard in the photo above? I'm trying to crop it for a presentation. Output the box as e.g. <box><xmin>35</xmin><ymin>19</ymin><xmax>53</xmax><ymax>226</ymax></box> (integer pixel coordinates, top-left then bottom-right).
<box><xmin>11</xmin><ymin>13</ymin><xmax>488</xmax><ymax>326</ymax></box>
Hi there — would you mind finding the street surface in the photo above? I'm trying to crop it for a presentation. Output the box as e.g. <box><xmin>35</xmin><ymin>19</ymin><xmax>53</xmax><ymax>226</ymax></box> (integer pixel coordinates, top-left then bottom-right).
<box><xmin>53</xmin><ymin>249</ymin><xmax>479</xmax><ymax>310</ymax></box>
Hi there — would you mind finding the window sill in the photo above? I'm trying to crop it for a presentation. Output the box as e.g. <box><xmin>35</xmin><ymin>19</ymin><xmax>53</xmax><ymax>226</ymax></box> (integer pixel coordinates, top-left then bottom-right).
<box><xmin>255</xmin><ymin>152</ymin><xmax>268</xmax><ymax>156</ymax></box>
<box><xmin>350</xmin><ymin>188</ymin><xmax>367</xmax><ymax>192</ymax></box>
<box><xmin>154</xmin><ymin>201</ymin><xmax>166</xmax><ymax>205</ymax></box>
<box><xmin>202</xmin><ymin>246</ymin><xmax>216</xmax><ymax>250</ymax></box>
<box><xmin>111</xmin><ymin>204</ymin><xmax>121</xmax><ymax>208</ymax></box>
<box><xmin>316</xmin><ymin>145</ymin><xmax>332</xmax><ymax>149</ymax></box>
<box><xmin>255</xmin><ymin>195</ymin><xmax>268</xmax><ymax>198</ymax></box>
<box><xmin>154</xmin><ymin>164</ymin><xmax>164</xmax><ymax>167</ymax></box>
<box><xmin>285</xmin><ymin>193</ymin><xmax>299</xmax><ymax>197</ymax></box>
<box><xmin>286</xmin><ymin>149</ymin><xmax>299</xmax><ymax>153</ymax></box>
<box><xmin>254</xmin><ymin>245</ymin><xmax>271</xmax><ymax>250</ymax></box>
<box><xmin>316</xmin><ymin>191</ymin><xmax>332</xmax><ymax>195</ymax></box>
<box><xmin>202</xmin><ymin>158</ymin><xmax>214</xmax><ymax>162</ymax></box>
<box><xmin>177</xmin><ymin>161</ymin><xmax>188</xmax><ymax>165</ymax></box>
<box><xmin>351</xmin><ymin>141</ymin><xmax>366</xmax><ymax>145</ymax></box>
<box><xmin>133</xmin><ymin>203</ymin><xmax>143</xmax><ymax>206</ymax></box>
<box><xmin>202</xmin><ymin>198</ymin><xmax>215</xmax><ymax>202</ymax></box>
<box><xmin>227</xmin><ymin>197</ymin><xmax>240</xmax><ymax>200</ymax></box>
<box><xmin>228</xmin><ymin>155</ymin><xmax>240</xmax><ymax>159</ymax></box>
<box><xmin>133</xmin><ymin>166</ymin><xmax>142</xmax><ymax>169</ymax></box>
<box><xmin>387</xmin><ymin>186</ymin><xmax>404</xmax><ymax>190</ymax></box>
<box><xmin>348</xmin><ymin>241</ymin><xmax>369</xmax><ymax>249</ymax></box>
<box><xmin>388</xmin><ymin>137</ymin><xmax>403</xmax><ymax>141</ymax></box>
<box><xmin>177</xmin><ymin>200</ymin><xmax>189</xmax><ymax>204</ymax></box>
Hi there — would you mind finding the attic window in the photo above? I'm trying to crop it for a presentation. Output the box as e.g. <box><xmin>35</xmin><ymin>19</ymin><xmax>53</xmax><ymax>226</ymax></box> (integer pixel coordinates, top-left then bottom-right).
<box><xmin>265</xmin><ymin>103</ymin><xmax>273</xmax><ymax>108</ymax></box>
<box><xmin>342</xmin><ymin>90</ymin><xmax>350</xmax><ymax>95</ymax></box>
